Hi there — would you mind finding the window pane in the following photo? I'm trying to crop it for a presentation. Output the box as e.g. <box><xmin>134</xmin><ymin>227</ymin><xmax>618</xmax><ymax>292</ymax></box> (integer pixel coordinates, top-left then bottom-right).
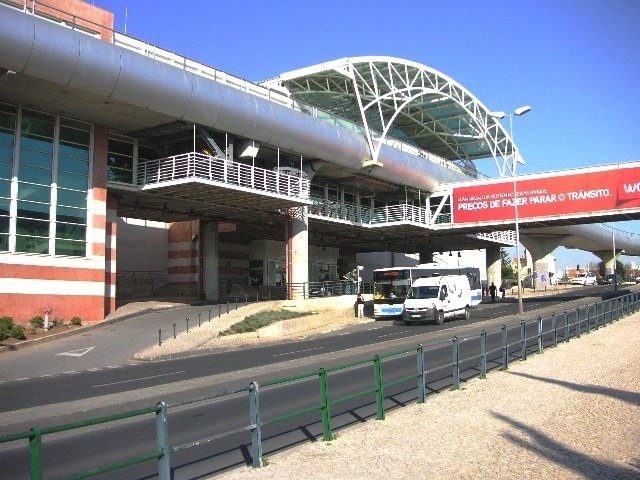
<box><xmin>15</xmin><ymin>234</ymin><xmax>49</xmax><ymax>254</ymax></box>
<box><xmin>55</xmin><ymin>238</ymin><xmax>85</xmax><ymax>257</ymax></box>
<box><xmin>0</xmin><ymin>110</ymin><xmax>16</xmax><ymax>130</ymax></box>
<box><xmin>108</xmin><ymin>152</ymin><xmax>133</xmax><ymax>169</ymax></box>
<box><xmin>20</xmin><ymin>135</ymin><xmax>54</xmax><ymax>153</ymax></box>
<box><xmin>19</xmin><ymin>149</ymin><xmax>53</xmax><ymax>169</ymax></box>
<box><xmin>0</xmin><ymin>152</ymin><xmax>13</xmax><ymax>174</ymax></box>
<box><xmin>59</xmin><ymin>142</ymin><xmax>90</xmax><ymax>162</ymax></box>
<box><xmin>0</xmin><ymin>233</ymin><xmax>7</xmax><ymax>251</ymax></box>
<box><xmin>0</xmin><ymin>214</ymin><xmax>8</xmax><ymax>234</ymax></box>
<box><xmin>108</xmin><ymin>166</ymin><xmax>133</xmax><ymax>183</ymax></box>
<box><xmin>21</xmin><ymin>114</ymin><xmax>54</xmax><ymax>139</ymax></box>
<box><xmin>0</xmin><ymin>179</ymin><xmax>10</xmax><ymax>198</ymax></box>
<box><xmin>16</xmin><ymin>217</ymin><xmax>49</xmax><ymax>236</ymax></box>
<box><xmin>56</xmin><ymin>222</ymin><xmax>85</xmax><ymax>240</ymax></box>
<box><xmin>57</xmin><ymin>188</ymin><xmax>86</xmax><ymax>207</ymax></box>
<box><xmin>108</xmin><ymin>137</ymin><xmax>134</xmax><ymax>156</ymax></box>
<box><xmin>18</xmin><ymin>183</ymin><xmax>50</xmax><ymax>203</ymax></box>
<box><xmin>17</xmin><ymin>200</ymin><xmax>49</xmax><ymax>219</ymax></box>
<box><xmin>57</xmin><ymin>205</ymin><xmax>86</xmax><ymax>223</ymax></box>
<box><xmin>0</xmin><ymin>130</ymin><xmax>14</xmax><ymax>148</ymax></box>
<box><xmin>59</xmin><ymin>156</ymin><xmax>89</xmax><ymax>175</ymax></box>
<box><xmin>18</xmin><ymin>164</ymin><xmax>52</xmax><ymax>185</ymax></box>
<box><xmin>59</xmin><ymin>124</ymin><xmax>90</xmax><ymax>146</ymax></box>
<box><xmin>58</xmin><ymin>171</ymin><xmax>88</xmax><ymax>190</ymax></box>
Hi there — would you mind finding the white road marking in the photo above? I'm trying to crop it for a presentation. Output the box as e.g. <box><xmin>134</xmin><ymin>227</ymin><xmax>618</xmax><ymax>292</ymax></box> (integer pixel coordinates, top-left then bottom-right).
<box><xmin>92</xmin><ymin>370</ymin><xmax>186</xmax><ymax>388</ymax></box>
<box><xmin>56</xmin><ymin>346</ymin><xmax>96</xmax><ymax>357</ymax></box>
<box><xmin>273</xmin><ymin>346</ymin><xmax>325</xmax><ymax>357</ymax></box>
<box><xmin>378</xmin><ymin>332</ymin><xmax>406</xmax><ymax>338</ymax></box>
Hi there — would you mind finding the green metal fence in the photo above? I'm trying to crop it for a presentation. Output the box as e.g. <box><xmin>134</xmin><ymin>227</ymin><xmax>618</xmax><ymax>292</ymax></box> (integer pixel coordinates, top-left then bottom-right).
<box><xmin>1</xmin><ymin>291</ymin><xmax>636</xmax><ymax>479</ymax></box>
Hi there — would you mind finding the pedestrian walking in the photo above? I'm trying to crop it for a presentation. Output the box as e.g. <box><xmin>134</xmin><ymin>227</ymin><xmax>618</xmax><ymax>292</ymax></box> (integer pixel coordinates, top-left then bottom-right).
<box><xmin>489</xmin><ymin>282</ymin><xmax>497</xmax><ymax>303</ymax></box>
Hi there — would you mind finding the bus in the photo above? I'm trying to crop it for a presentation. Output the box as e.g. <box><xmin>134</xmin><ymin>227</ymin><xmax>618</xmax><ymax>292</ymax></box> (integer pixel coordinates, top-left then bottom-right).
<box><xmin>373</xmin><ymin>263</ymin><xmax>483</xmax><ymax>319</ymax></box>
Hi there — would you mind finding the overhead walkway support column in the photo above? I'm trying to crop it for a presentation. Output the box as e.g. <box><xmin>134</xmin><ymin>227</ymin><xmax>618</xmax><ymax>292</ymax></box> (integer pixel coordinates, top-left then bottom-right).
<box><xmin>202</xmin><ymin>221</ymin><xmax>220</xmax><ymax>301</ymax></box>
<box><xmin>594</xmin><ymin>250</ymin><xmax>621</xmax><ymax>282</ymax></box>
<box><xmin>486</xmin><ymin>245</ymin><xmax>501</xmax><ymax>295</ymax></box>
<box><xmin>520</xmin><ymin>234</ymin><xmax>568</xmax><ymax>289</ymax></box>
<box><xmin>286</xmin><ymin>206</ymin><xmax>309</xmax><ymax>300</ymax></box>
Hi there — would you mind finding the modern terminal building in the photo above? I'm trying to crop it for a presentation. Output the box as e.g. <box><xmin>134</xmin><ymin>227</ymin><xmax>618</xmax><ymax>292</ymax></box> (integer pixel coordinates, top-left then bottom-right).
<box><xmin>0</xmin><ymin>0</ymin><xmax>633</xmax><ymax>324</ymax></box>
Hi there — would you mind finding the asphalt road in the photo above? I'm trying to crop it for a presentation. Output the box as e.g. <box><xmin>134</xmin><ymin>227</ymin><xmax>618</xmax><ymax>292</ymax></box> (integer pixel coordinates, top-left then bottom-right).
<box><xmin>0</xmin><ymin>285</ymin><xmax>634</xmax><ymax>479</ymax></box>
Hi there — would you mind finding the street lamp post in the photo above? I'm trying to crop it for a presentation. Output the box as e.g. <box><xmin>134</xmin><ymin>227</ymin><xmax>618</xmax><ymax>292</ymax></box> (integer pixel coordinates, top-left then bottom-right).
<box><xmin>490</xmin><ymin>105</ymin><xmax>531</xmax><ymax>314</ymax></box>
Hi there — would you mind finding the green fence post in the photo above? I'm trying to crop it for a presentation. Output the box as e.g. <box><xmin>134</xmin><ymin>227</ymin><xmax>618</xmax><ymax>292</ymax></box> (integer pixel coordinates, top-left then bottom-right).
<box><xmin>319</xmin><ymin>368</ymin><xmax>333</xmax><ymax>440</ymax></box>
<box><xmin>28</xmin><ymin>427</ymin><xmax>43</xmax><ymax>480</ymax></box>
<box><xmin>480</xmin><ymin>330</ymin><xmax>487</xmax><ymax>379</ymax></box>
<box><xmin>537</xmin><ymin>316</ymin><xmax>543</xmax><ymax>354</ymax></box>
<box><xmin>156</xmin><ymin>402</ymin><xmax>171</xmax><ymax>480</ymax></box>
<box><xmin>501</xmin><ymin>325</ymin><xmax>509</xmax><ymax>370</ymax></box>
<box><xmin>452</xmin><ymin>336</ymin><xmax>460</xmax><ymax>389</ymax></box>
<box><xmin>564</xmin><ymin>311</ymin><xmax>569</xmax><ymax>343</ymax></box>
<box><xmin>520</xmin><ymin>321</ymin><xmax>527</xmax><ymax>361</ymax></box>
<box><xmin>586</xmin><ymin>304</ymin><xmax>591</xmax><ymax>334</ymax></box>
<box><xmin>576</xmin><ymin>308</ymin><xmax>581</xmax><ymax>338</ymax></box>
<box><xmin>249</xmin><ymin>382</ymin><xmax>263</xmax><ymax>467</ymax></box>
<box><xmin>374</xmin><ymin>355</ymin><xmax>385</xmax><ymax>420</ymax></box>
<box><xmin>417</xmin><ymin>344</ymin><xmax>426</xmax><ymax>403</ymax></box>
<box><xmin>551</xmin><ymin>312</ymin><xmax>557</xmax><ymax>347</ymax></box>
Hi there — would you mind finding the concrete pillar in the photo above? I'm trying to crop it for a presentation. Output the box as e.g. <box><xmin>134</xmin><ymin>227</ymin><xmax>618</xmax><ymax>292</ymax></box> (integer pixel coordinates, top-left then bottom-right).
<box><xmin>594</xmin><ymin>250</ymin><xmax>618</xmax><ymax>276</ymax></box>
<box><xmin>285</xmin><ymin>206</ymin><xmax>309</xmax><ymax>300</ymax></box>
<box><xmin>202</xmin><ymin>221</ymin><xmax>219</xmax><ymax>301</ymax></box>
<box><xmin>520</xmin><ymin>234</ymin><xmax>567</xmax><ymax>289</ymax></box>
<box><xmin>486</xmin><ymin>245</ymin><xmax>501</xmax><ymax>295</ymax></box>
<box><xmin>419</xmin><ymin>249</ymin><xmax>434</xmax><ymax>264</ymax></box>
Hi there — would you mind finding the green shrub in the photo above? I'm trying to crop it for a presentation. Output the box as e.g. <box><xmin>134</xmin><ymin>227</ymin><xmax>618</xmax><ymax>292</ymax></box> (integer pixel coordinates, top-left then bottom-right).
<box><xmin>70</xmin><ymin>316</ymin><xmax>82</xmax><ymax>326</ymax></box>
<box><xmin>11</xmin><ymin>325</ymin><xmax>26</xmax><ymax>340</ymax></box>
<box><xmin>220</xmin><ymin>309</ymin><xmax>313</xmax><ymax>336</ymax></box>
<box><xmin>0</xmin><ymin>316</ymin><xmax>13</xmax><ymax>340</ymax></box>
<box><xmin>30</xmin><ymin>316</ymin><xmax>44</xmax><ymax>328</ymax></box>
<box><xmin>0</xmin><ymin>316</ymin><xmax>13</xmax><ymax>330</ymax></box>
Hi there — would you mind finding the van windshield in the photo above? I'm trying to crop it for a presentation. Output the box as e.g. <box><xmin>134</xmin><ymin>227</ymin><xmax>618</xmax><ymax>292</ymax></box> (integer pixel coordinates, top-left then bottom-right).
<box><xmin>407</xmin><ymin>285</ymin><xmax>440</xmax><ymax>299</ymax></box>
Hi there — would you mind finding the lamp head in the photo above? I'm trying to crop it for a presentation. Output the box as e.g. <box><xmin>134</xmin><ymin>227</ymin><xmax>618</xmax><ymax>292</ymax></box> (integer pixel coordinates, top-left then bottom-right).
<box><xmin>514</xmin><ymin>105</ymin><xmax>532</xmax><ymax>116</ymax></box>
<box><xmin>489</xmin><ymin>111</ymin><xmax>506</xmax><ymax>119</ymax></box>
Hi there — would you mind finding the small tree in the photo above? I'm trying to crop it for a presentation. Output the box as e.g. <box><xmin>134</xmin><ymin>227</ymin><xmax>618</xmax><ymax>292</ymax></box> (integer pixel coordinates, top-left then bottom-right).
<box><xmin>598</xmin><ymin>260</ymin><xmax>627</xmax><ymax>279</ymax></box>
<box><xmin>500</xmin><ymin>248</ymin><xmax>514</xmax><ymax>278</ymax></box>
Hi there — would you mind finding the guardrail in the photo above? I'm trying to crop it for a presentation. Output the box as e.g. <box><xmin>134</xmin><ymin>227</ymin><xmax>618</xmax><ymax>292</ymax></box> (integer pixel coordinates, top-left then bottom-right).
<box><xmin>2</xmin><ymin>291</ymin><xmax>636</xmax><ymax>478</ymax></box>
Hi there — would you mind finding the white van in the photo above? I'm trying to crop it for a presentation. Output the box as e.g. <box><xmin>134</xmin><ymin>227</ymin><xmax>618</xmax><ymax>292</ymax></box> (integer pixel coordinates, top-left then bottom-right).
<box><xmin>402</xmin><ymin>275</ymin><xmax>472</xmax><ymax>325</ymax></box>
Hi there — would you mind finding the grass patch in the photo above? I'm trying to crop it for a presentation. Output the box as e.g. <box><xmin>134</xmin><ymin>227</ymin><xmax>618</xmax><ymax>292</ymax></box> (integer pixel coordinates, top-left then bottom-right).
<box><xmin>220</xmin><ymin>309</ymin><xmax>315</xmax><ymax>336</ymax></box>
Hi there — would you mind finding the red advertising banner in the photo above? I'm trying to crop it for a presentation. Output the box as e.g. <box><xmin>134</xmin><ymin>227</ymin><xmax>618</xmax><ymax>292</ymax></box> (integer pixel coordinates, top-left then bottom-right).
<box><xmin>453</xmin><ymin>166</ymin><xmax>640</xmax><ymax>224</ymax></box>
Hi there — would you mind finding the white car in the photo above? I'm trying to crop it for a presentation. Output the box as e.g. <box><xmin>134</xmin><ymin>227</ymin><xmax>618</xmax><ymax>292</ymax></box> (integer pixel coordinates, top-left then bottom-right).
<box><xmin>571</xmin><ymin>272</ymin><xmax>597</xmax><ymax>286</ymax></box>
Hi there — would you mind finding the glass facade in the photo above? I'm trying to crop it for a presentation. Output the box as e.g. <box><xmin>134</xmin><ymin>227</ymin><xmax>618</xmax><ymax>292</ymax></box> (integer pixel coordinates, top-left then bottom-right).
<box><xmin>0</xmin><ymin>104</ymin><xmax>90</xmax><ymax>256</ymax></box>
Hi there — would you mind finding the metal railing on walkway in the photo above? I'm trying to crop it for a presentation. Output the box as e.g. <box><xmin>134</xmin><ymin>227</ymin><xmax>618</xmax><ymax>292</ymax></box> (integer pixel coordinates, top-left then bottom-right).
<box><xmin>2</xmin><ymin>291</ymin><xmax>636</xmax><ymax>479</ymax></box>
<box><xmin>137</xmin><ymin>152</ymin><xmax>310</xmax><ymax>198</ymax></box>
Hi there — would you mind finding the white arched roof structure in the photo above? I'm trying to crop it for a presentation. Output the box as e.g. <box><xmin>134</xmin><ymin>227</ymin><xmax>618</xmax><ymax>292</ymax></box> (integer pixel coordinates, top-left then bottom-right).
<box><xmin>263</xmin><ymin>56</ymin><xmax>519</xmax><ymax>178</ymax></box>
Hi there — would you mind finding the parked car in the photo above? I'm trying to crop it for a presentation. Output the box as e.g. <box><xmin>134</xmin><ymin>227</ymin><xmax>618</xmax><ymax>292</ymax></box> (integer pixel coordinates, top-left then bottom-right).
<box><xmin>570</xmin><ymin>272</ymin><xmax>597</xmax><ymax>286</ymax></box>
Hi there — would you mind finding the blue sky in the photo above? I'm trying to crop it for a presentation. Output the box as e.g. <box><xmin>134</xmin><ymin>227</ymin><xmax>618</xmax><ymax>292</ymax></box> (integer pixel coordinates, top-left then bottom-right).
<box><xmin>94</xmin><ymin>0</ymin><xmax>640</xmax><ymax>271</ymax></box>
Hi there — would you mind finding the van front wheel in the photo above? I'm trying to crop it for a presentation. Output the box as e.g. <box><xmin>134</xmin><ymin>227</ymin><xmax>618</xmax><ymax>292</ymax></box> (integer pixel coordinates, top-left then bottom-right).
<box><xmin>435</xmin><ymin>310</ymin><xmax>445</xmax><ymax>325</ymax></box>
<box><xmin>462</xmin><ymin>306</ymin><xmax>470</xmax><ymax>320</ymax></box>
